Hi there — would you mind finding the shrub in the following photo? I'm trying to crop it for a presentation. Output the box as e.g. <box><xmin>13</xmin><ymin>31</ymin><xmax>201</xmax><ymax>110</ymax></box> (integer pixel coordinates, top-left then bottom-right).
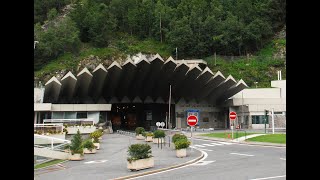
<box><xmin>144</xmin><ymin>132</ymin><xmax>154</xmax><ymax>137</ymax></box>
<box><xmin>63</xmin><ymin>128</ymin><xmax>68</xmax><ymax>134</ymax></box>
<box><xmin>153</xmin><ymin>130</ymin><xmax>165</xmax><ymax>138</ymax></box>
<box><xmin>135</xmin><ymin>127</ymin><xmax>145</xmax><ymax>135</ymax></box>
<box><xmin>69</xmin><ymin>130</ymin><xmax>83</xmax><ymax>155</ymax></box>
<box><xmin>90</xmin><ymin>130</ymin><xmax>103</xmax><ymax>143</ymax></box>
<box><xmin>127</xmin><ymin>144</ymin><xmax>152</xmax><ymax>163</ymax></box>
<box><xmin>82</xmin><ymin>139</ymin><xmax>95</xmax><ymax>151</ymax></box>
<box><xmin>172</xmin><ymin>134</ymin><xmax>187</xmax><ymax>143</ymax></box>
<box><xmin>174</xmin><ymin>139</ymin><xmax>191</xmax><ymax>150</ymax></box>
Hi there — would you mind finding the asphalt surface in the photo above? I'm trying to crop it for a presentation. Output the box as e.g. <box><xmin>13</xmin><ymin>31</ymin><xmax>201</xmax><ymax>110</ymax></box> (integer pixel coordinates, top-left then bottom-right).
<box><xmin>134</xmin><ymin>138</ymin><xmax>286</xmax><ymax>180</ymax></box>
<box><xmin>34</xmin><ymin>133</ymin><xmax>201</xmax><ymax>180</ymax></box>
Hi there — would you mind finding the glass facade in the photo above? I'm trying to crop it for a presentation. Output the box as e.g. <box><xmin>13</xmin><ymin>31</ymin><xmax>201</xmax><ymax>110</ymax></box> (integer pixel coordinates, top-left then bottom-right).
<box><xmin>252</xmin><ymin>115</ymin><xmax>268</xmax><ymax>124</ymax></box>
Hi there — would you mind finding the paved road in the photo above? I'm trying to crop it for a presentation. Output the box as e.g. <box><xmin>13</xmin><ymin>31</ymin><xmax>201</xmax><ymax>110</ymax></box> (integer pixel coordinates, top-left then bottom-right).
<box><xmin>134</xmin><ymin>138</ymin><xmax>286</xmax><ymax>180</ymax></box>
<box><xmin>34</xmin><ymin>134</ymin><xmax>201</xmax><ymax>180</ymax></box>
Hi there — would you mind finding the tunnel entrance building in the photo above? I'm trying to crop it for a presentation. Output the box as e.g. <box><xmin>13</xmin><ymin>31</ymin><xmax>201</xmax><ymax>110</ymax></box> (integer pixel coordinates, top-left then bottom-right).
<box><xmin>36</xmin><ymin>54</ymin><xmax>248</xmax><ymax>130</ymax></box>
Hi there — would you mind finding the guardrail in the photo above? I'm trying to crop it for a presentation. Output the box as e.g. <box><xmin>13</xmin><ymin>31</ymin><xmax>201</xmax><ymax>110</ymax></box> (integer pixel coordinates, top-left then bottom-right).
<box><xmin>116</xmin><ymin>130</ymin><xmax>136</xmax><ymax>137</ymax></box>
<box><xmin>34</xmin><ymin>134</ymin><xmax>70</xmax><ymax>150</ymax></box>
<box><xmin>43</xmin><ymin>119</ymin><xmax>95</xmax><ymax>125</ymax></box>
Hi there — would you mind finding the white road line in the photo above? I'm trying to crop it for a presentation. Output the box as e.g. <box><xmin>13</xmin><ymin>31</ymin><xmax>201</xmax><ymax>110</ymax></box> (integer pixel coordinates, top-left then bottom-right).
<box><xmin>202</xmin><ymin>143</ymin><xmax>216</xmax><ymax>146</ymax></box>
<box><xmin>210</xmin><ymin>142</ymin><xmax>223</xmax><ymax>146</ymax></box>
<box><xmin>84</xmin><ymin>160</ymin><xmax>108</xmax><ymax>164</ymax></box>
<box><xmin>230</xmin><ymin>152</ymin><xmax>254</xmax><ymax>157</ymax></box>
<box><xmin>192</xmin><ymin>160</ymin><xmax>216</xmax><ymax>166</ymax></box>
<box><xmin>249</xmin><ymin>175</ymin><xmax>286</xmax><ymax>180</ymax></box>
<box><xmin>217</xmin><ymin>142</ymin><xmax>233</xmax><ymax>145</ymax></box>
<box><xmin>190</xmin><ymin>146</ymin><xmax>212</xmax><ymax>151</ymax></box>
<box><xmin>127</xmin><ymin>148</ymin><xmax>209</xmax><ymax>180</ymax></box>
<box><xmin>194</xmin><ymin>145</ymin><xmax>206</xmax><ymax>148</ymax></box>
<box><xmin>280</xmin><ymin>158</ymin><xmax>286</xmax><ymax>160</ymax></box>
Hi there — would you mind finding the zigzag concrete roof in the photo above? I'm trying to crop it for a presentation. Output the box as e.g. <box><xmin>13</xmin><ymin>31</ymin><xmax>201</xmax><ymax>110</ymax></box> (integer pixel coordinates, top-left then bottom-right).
<box><xmin>43</xmin><ymin>55</ymin><xmax>247</xmax><ymax>105</ymax></box>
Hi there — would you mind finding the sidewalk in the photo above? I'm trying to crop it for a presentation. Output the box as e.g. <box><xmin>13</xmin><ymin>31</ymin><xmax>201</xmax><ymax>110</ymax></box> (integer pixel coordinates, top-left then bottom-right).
<box><xmin>35</xmin><ymin>133</ymin><xmax>202</xmax><ymax>180</ymax></box>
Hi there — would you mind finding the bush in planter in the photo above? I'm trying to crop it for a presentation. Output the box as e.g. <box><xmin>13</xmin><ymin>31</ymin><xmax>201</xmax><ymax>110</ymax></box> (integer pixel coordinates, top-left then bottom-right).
<box><xmin>172</xmin><ymin>134</ymin><xmax>187</xmax><ymax>143</ymax></box>
<box><xmin>153</xmin><ymin>130</ymin><xmax>165</xmax><ymax>138</ymax></box>
<box><xmin>127</xmin><ymin>144</ymin><xmax>152</xmax><ymax>163</ymax></box>
<box><xmin>90</xmin><ymin>130</ymin><xmax>103</xmax><ymax>142</ymax></box>
<box><xmin>174</xmin><ymin>139</ymin><xmax>191</xmax><ymax>150</ymax></box>
<box><xmin>144</xmin><ymin>132</ymin><xmax>154</xmax><ymax>137</ymax></box>
<box><xmin>135</xmin><ymin>127</ymin><xmax>145</xmax><ymax>135</ymax></box>
<box><xmin>69</xmin><ymin>130</ymin><xmax>84</xmax><ymax>155</ymax></box>
<box><xmin>82</xmin><ymin>139</ymin><xmax>95</xmax><ymax>151</ymax></box>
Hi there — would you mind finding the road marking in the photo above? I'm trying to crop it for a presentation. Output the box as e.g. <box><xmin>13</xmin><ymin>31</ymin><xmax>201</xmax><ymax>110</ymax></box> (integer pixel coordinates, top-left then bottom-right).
<box><xmin>202</xmin><ymin>143</ymin><xmax>216</xmax><ymax>146</ymax></box>
<box><xmin>210</xmin><ymin>142</ymin><xmax>223</xmax><ymax>146</ymax></box>
<box><xmin>190</xmin><ymin>146</ymin><xmax>212</xmax><ymax>151</ymax></box>
<box><xmin>217</xmin><ymin>142</ymin><xmax>233</xmax><ymax>145</ymax></box>
<box><xmin>56</xmin><ymin>164</ymin><xmax>66</xmax><ymax>169</ymax></box>
<box><xmin>127</xmin><ymin>148</ymin><xmax>209</xmax><ymax>179</ymax></box>
<box><xmin>192</xmin><ymin>160</ymin><xmax>215</xmax><ymax>166</ymax></box>
<box><xmin>84</xmin><ymin>160</ymin><xmax>108</xmax><ymax>164</ymax></box>
<box><xmin>249</xmin><ymin>175</ymin><xmax>286</xmax><ymax>180</ymax></box>
<box><xmin>194</xmin><ymin>145</ymin><xmax>206</xmax><ymax>148</ymax></box>
<box><xmin>280</xmin><ymin>158</ymin><xmax>286</xmax><ymax>160</ymax></box>
<box><xmin>230</xmin><ymin>152</ymin><xmax>254</xmax><ymax>157</ymax></box>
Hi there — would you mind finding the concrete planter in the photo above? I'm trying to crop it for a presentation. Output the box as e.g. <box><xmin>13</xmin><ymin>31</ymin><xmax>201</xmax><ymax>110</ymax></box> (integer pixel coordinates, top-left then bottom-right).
<box><xmin>176</xmin><ymin>148</ymin><xmax>187</xmax><ymax>158</ymax></box>
<box><xmin>171</xmin><ymin>142</ymin><xmax>175</xmax><ymax>149</ymax></box>
<box><xmin>153</xmin><ymin>138</ymin><xmax>165</xmax><ymax>144</ymax></box>
<box><xmin>68</xmin><ymin>153</ymin><xmax>84</xmax><ymax>161</ymax></box>
<box><xmin>93</xmin><ymin>143</ymin><xmax>100</xmax><ymax>150</ymax></box>
<box><xmin>145</xmin><ymin>136</ymin><xmax>153</xmax><ymax>142</ymax></box>
<box><xmin>136</xmin><ymin>134</ymin><xmax>145</xmax><ymax>140</ymax></box>
<box><xmin>66</xmin><ymin>126</ymin><xmax>97</xmax><ymax>134</ymax></box>
<box><xmin>83</xmin><ymin>148</ymin><xmax>97</xmax><ymax>154</ymax></box>
<box><xmin>98</xmin><ymin>137</ymin><xmax>102</xmax><ymax>140</ymax></box>
<box><xmin>127</xmin><ymin>157</ymin><xmax>154</xmax><ymax>171</ymax></box>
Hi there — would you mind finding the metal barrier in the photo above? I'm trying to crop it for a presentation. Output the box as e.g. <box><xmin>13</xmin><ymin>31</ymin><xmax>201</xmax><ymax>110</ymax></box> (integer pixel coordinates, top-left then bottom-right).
<box><xmin>235</xmin><ymin>129</ymin><xmax>247</xmax><ymax>141</ymax></box>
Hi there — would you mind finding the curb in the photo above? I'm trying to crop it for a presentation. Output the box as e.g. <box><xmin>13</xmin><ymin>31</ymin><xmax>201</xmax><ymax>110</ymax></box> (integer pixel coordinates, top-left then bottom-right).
<box><xmin>194</xmin><ymin>136</ymin><xmax>286</xmax><ymax>147</ymax></box>
<box><xmin>113</xmin><ymin>149</ymin><xmax>204</xmax><ymax>180</ymax></box>
<box><xmin>34</xmin><ymin>160</ymin><xmax>69</xmax><ymax>171</ymax></box>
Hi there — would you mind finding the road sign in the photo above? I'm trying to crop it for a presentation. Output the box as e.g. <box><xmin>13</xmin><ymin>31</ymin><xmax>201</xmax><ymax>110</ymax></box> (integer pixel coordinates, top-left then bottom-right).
<box><xmin>187</xmin><ymin>115</ymin><xmax>198</xmax><ymax>126</ymax></box>
<box><xmin>229</xmin><ymin>111</ymin><xmax>237</xmax><ymax>121</ymax></box>
<box><xmin>156</xmin><ymin>122</ymin><xmax>160</xmax><ymax>127</ymax></box>
<box><xmin>160</xmin><ymin>122</ymin><xmax>165</xmax><ymax>128</ymax></box>
<box><xmin>187</xmin><ymin>109</ymin><xmax>200</xmax><ymax>126</ymax></box>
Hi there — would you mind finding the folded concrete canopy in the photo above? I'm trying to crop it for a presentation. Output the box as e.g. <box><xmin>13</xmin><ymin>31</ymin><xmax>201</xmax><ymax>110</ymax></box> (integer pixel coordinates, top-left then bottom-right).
<box><xmin>43</xmin><ymin>54</ymin><xmax>248</xmax><ymax>105</ymax></box>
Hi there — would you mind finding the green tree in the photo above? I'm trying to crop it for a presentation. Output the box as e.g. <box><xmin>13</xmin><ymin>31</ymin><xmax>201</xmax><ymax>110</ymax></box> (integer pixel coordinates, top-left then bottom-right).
<box><xmin>34</xmin><ymin>17</ymin><xmax>81</xmax><ymax>70</ymax></box>
<box><xmin>47</xmin><ymin>8</ymin><xmax>58</xmax><ymax>21</ymax></box>
<box><xmin>69</xmin><ymin>130</ymin><xmax>83</xmax><ymax>155</ymax></box>
<box><xmin>70</xmin><ymin>0</ymin><xmax>116</xmax><ymax>46</ymax></box>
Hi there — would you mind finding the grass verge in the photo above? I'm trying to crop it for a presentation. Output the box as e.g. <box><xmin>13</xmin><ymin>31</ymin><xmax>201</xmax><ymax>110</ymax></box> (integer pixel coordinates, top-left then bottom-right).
<box><xmin>246</xmin><ymin>134</ymin><xmax>286</xmax><ymax>144</ymax></box>
<box><xmin>34</xmin><ymin>159</ymin><xmax>65</xmax><ymax>169</ymax></box>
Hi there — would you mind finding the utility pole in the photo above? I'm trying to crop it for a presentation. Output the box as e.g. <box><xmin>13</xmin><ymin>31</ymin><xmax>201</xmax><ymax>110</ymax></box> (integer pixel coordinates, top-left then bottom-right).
<box><xmin>264</xmin><ymin>110</ymin><xmax>269</xmax><ymax>134</ymax></box>
<box><xmin>272</xmin><ymin>108</ymin><xmax>275</xmax><ymax>134</ymax></box>
<box><xmin>214</xmin><ymin>52</ymin><xmax>217</xmax><ymax>66</ymax></box>
<box><xmin>167</xmin><ymin>84</ymin><xmax>171</xmax><ymax>129</ymax></box>
<box><xmin>159</xmin><ymin>12</ymin><xmax>162</xmax><ymax>43</ymax></box>
<box><xmin>241</xmin><ymin>91</ymin><xmax>244</xmax><ymax>129</ymax></box>
<box><xmin>175</xmin><ymin>48</ymin><xmax>178</xmax><ymax>60</ymax></box>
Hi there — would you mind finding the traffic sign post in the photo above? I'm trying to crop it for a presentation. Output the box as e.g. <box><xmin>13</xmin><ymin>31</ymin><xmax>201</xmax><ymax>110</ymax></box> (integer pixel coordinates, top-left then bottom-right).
<box><xmin>187</xmin><ymin>115</ymin><xmax>198</xmax><ymax>152</ymax></box>
<box><xmin>229</xmin><ymin>111</ymin><xmax>237</xmax><ymax>139</ymax></box>
<box><xmin>160</xmin><ymin>122</ymin><xmax>165</xmax><ymax>128</ymax></box>
<box><xmin>156</xmin><ymin>122</ymin><xmax>160</xmax><ymax>129</ymax></box>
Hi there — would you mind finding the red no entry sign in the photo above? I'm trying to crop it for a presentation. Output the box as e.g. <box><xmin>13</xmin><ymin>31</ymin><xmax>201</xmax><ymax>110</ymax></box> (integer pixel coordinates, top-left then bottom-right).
<box><xmin>229</xmin><ymin>111</ymin><xmax>237</xmax><ymax>121</ymax></box>
<box><xmin>187</xmin><ymin>115</ymin><xmax>198</xmax><ymax>126</ymax></box>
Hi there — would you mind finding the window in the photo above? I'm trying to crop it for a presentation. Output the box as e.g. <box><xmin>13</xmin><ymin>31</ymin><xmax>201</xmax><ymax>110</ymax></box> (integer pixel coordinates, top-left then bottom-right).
<box><xmin>77</xmin><ymin>112</ymin><xmax>87</xmax><ymax>119</ymax></box>
<box><xmin>203</xmin><ymin>117</ymin><xmax>209</xmax><ymax>122</ymax></box>
<box><xmin>274</xmin><ymin>112</ymin><xmax>283</xmax><ymax>115</ymax></box>
<box><xmin>252</xmin><ymin>115</ymin><xmax>268</xmax><ymax>124</ymax></box>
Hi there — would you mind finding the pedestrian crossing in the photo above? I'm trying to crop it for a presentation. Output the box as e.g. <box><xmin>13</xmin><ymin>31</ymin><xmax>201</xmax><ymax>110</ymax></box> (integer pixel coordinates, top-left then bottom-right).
<box><xmin>190</xmin><ymin>141</ymin><xmax>234</xmax><ymax>149</ymax></box>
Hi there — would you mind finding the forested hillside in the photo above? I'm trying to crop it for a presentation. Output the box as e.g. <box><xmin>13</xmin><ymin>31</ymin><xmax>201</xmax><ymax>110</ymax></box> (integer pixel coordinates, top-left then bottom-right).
<box><xmin>34</xmin><ymin>0</ymin><xmax>286</xmax><ymax>87</ymax></box>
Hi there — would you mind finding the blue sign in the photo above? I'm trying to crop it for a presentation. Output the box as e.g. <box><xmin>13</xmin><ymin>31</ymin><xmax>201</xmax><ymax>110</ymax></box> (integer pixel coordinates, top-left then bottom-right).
<box><xmin>186</xmin><ymin>109</ymin><xmax>200</xmax><ymax>125</ymax></box>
